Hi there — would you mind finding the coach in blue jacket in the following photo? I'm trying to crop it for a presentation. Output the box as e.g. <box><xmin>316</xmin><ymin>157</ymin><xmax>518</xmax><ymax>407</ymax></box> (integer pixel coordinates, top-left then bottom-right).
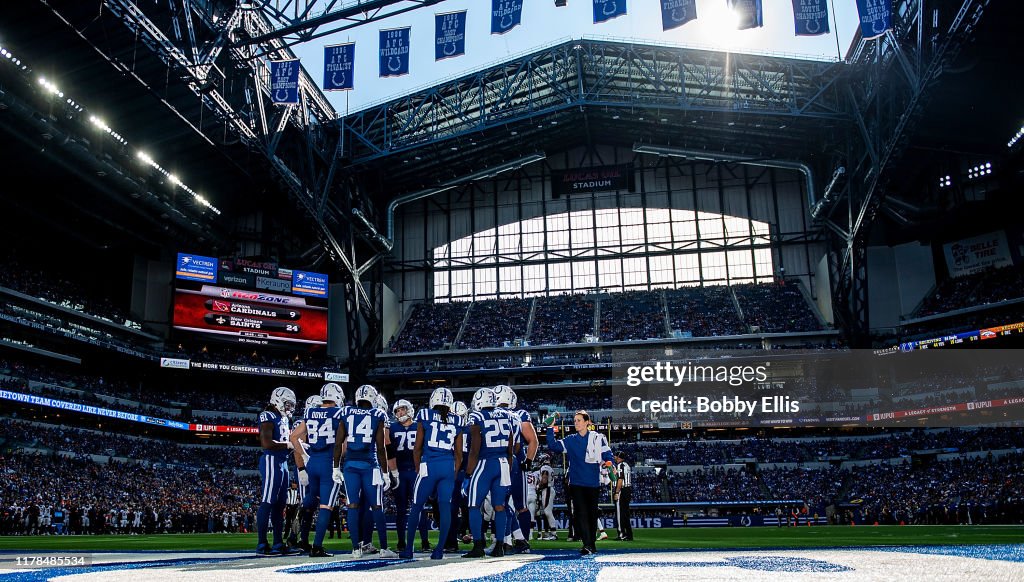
<box><xmin>546</xmin><ymin>410</ymin><xmax>614</xmax><ymax>555</ymax></box>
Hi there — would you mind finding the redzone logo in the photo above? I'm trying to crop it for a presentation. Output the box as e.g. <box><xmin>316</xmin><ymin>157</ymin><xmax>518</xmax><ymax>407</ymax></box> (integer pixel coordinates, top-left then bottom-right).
<box><xmin>231</xmin><ymin>291</ymin><xmax>291</xmax><ymax>304</ymax></box>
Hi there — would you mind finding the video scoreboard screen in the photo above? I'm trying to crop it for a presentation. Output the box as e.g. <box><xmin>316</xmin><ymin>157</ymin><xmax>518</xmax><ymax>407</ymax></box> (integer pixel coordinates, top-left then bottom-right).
<box><xmin>172</xmin><ymin>253</ymin><xmax>328</xmax><ymax>346</ymax></box>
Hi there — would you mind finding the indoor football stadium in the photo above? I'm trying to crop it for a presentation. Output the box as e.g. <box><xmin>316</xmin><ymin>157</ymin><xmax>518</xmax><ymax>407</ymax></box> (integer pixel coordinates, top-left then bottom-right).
<box><xmin>1</xmin><ymin>0</ymin><xmax>1023</xmax><ymax>580</ymax></box>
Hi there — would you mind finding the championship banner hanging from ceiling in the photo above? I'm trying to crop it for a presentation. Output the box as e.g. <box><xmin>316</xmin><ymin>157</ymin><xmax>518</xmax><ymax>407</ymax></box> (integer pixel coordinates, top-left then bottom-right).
<box><xmin>323</xmin><ymin>43</ymin><xmax>354</xmax><ymax>91</ymax></box>
<box><xmin>379</xmin><ymin>27</ymin><xmax>411</xmax><ymax>77</ymax></box>
<box><xmin>856</xmin><ymin>0</ymin><xmax>891</xmax><ymax>39</ymax></box>
<box><xmin>660</xmin><ymin>0</ymin><xmax>697</xmax><ymax>31</ymax></box>
<box><xmin>728</xmin><ymin>0</ymin><xmax>764</xmax><ymax>30</ymax></box>
<box><xmin>792</xmin><ymin>0</ymin><xmax>830</xmax><ymax>36</ymax></box>
<box><xmin>593</xmin><ymin>0</ymin><xmax>627</xmax><ymax>24</ymax></box>
<box><xmin>269</xmin><ymin>59</ymin><xmax>299</xmax><ymax>104</ymax></box>
<box><xmin>491</xmin><ymin>0</ymin><xmax>524</xmax><ymax>35</ymax></box>
<box><xmin>435</xmin><ymin>11</ymin><xmax>467</xmax><ymax>61</ymax></box>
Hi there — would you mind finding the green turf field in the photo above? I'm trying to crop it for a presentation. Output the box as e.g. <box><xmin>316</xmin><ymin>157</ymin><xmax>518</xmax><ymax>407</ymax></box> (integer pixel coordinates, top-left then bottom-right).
<box><xmin>1</xmin><ymin>526</ymin><xmax>1022</xmax><ymax>552</ymax></box>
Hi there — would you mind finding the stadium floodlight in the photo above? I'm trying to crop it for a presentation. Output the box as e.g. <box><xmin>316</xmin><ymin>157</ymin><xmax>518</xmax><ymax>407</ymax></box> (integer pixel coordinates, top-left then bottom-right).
<box><xmin>1008</xmin><ymin>125</ymin><xmax>1024</xmax><ymax>148</ymax></box>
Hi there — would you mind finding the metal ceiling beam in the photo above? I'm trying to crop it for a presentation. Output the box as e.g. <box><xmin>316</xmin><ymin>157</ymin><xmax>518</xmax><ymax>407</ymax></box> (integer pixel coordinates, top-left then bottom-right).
<box><xmin>239</xmin><ymin>0</ymin><xmax>445</xmax><ymax>49</ymax></box>
<box><xmin>342</xmin><ymin>39</ymin><xmax>849</xmax><ymax>167</ymax></box>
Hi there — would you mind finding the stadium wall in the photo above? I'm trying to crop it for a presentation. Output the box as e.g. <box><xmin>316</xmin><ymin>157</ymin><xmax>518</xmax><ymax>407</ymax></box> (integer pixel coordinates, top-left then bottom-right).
<box><xmin>867</xmin><ymin>242</ymin><xmax>936</xmax><ymax>329</ymax></box>
<box><xmin>388</xmin><ymin>145</ymin><xmax>823</xmax><ymax>305</ymax></box>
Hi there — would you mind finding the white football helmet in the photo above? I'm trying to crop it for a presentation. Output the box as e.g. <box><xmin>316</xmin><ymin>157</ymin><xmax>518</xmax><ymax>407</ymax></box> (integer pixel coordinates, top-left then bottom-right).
<box><xmin>429</xmin><ymin>387</ymin><xmax>454</xmax><ymax>410</ymax></box>
<box><xmin>354</xmin><ymin>384</ymin><xmax>378</xmax><ymax>407</ymax></box>
<box><xmin>452</xmin><ymin>401</ymin><xmax>469</xmax><ymax>422</ymax></box>
<box><xmin>393</xmin><ymin>399</ymin><xmax>415</xmax><ymax>423</ymax></box>
<box><xmin>304</xmin><ymin>395</ymin><xmax>324</xmax><ymax>415</ymax></box>
<box><xmin>493</xmin><ymin>385</ymin><xmax>515</xmax><ymax>408</ymax></box>
<box><xmin>471</xmin><ymin>387</ymin><xmax>497</xmax><ymax>412</ymax></box>
<box><xmin>320</xmin><ymin>382</ymin><xmax>345</xmax><ymax>405</ymax></box>
<box><xmin>375</xmin><ymin>394</ymin><xmax>388</xmax><ymax>413</ymax></box>
<box><xmin>270</xmin><ymin>387</ymin><xmax>297</xmax><ymax>417</ymax></box>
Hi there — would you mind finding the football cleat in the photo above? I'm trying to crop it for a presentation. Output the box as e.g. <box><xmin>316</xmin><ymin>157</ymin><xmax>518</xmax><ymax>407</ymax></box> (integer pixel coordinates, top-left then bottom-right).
<box><xmin>294</xmin><ymin>540</ymin><xmax>313</xmax><ymax>554</ymax></box>
<box><xmin>309</xmin><ymin>546</ymin><xmax>333</xmax><ymax>558</ymax></box>
<box><xmin>462</xmin><ymin>540</ymin><xmax>486</xmax><ymax>558</ymax></box>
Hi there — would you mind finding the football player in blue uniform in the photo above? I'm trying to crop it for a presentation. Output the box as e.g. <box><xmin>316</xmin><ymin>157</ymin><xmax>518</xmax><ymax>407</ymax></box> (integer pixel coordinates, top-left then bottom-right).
<box><xmin>494</xmin><ymin>385</ymin><xmax>538</xmax><ymax>553</ymax></box>
<box><xmin>462</xmin><ymin>388</ymin><xmax>519</xmax><ymax>558</ymax></box>
<box><xmin>333</xmin><ymin>384</ymin><xmax>397</xmax><ymax>559</ymax></box>
<box><xmin>444</xmin><ymin>400</ymin><xmax>470</xmax><ymax>552</ymax></box>
<box><xmin>256</xmin><ymin>387</ymin><xmax>297</xmax><ymax>555</ymax></box>
<box><xmin>290</xmin><ymin>394</ymin><xmax>322</xmax><ymax>551</ymax></box>
<box><xmin>399</xmin><ymin>388</ymin><xmax>463</xmax><ymax>559</ymax></box>
<box><xmin>391</xmin><ymin>399</ymin><xmax>430</xmax><ymax>553</ymax></box>
<box><xmin>290</xmin><ymin>383</ymin><xmax>345</xmax><ymax>557</ymax></box>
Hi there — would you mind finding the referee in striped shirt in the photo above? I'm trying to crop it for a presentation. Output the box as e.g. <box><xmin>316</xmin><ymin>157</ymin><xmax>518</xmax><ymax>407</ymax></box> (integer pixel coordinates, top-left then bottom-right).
<box><xmin>613</xmin><ymin>452</ymin><xmax>633</xmax><ymax>541</ymax></box>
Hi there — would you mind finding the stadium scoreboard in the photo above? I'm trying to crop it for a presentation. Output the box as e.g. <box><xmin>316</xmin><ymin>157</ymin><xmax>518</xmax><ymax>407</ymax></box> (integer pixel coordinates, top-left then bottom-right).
<box><xmin>172</xmin><ymin>253</ymin><xmax>329</xmax><ymax>346</ymax></box>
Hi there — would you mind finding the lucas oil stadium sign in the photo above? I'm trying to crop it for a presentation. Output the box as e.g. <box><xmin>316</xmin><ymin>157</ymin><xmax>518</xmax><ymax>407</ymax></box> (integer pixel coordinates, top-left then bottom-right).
<box><xmin>551</xmin><ymin>164</ymin><xmax>635</xmax><ymax>198</ymax></box>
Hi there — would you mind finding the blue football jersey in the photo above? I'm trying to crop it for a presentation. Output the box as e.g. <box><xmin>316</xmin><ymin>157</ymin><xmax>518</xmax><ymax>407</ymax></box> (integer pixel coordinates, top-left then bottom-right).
<box><xmin>468</xmin><ymin>409</ymin><xmax>519</xmax><ymax>460</ymax></box>
<box><xmin>506</xmin><ymin>408</ymin><xmax>532</xmax><ymax>461</ymax></box>
<box><xmin>304</xmin><ymin>406</ymin><xmax>344</xmax><ymax>455</ymax></box>
<box><xmin>343</xmin><ymin>406</ymin><xmax>388</xmax><ymax>464</ymax></box>
<box><xmin>390</xmin><ymin>420</ymin><xmax>418</xmax><ymax>472</ymax></box>
<box><xmin>417</xmin><ymin>408</ymin><xmax>462</xmax><ymax>463</ymax></box>
<box><xmin>258</xmin><ymin>409</ymin><xmax>290</xmax><ymax>460</ymax></box>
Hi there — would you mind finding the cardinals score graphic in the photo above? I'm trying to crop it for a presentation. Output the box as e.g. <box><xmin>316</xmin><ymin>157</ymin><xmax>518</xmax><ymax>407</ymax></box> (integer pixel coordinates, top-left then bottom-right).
<box><xmin>173</xmin><ymin>291</ymin><xmax>327</xmax><ymax>345</ymax></box>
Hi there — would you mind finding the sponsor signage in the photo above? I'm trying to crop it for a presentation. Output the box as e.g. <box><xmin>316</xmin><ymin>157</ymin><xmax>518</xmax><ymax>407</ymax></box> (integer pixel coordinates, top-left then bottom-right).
<box><xmin>0</xmin><ymin>389</ymin><xmax>191</xmax><ymax>431</ymax></box>
<box><xmin>256</xmin><ymin>275</ymin><xmax>291</xmax><ymax>293</ymax></box>
<box><xmin>218</xmin><ymin>272</ymin><xmax>255</xmax><ymax>288</ymax></box>
<box><xmin>292</xmin><ymin>270</ymin><xmax>328</xmax><ymax>297</ymax></box>
<box><xmin>160</xmin><ymin>357</ymin><xmax>190</xmax><ymax>370</ymax></box>
<box><xmin>187</xmin><ymin>360</ymin><xmax>327</xmax><ymax>379</ymax></box>
<box><xmin>943</xmin><ymin>230</ymin><xmax>1012</xmax><ymax>278</ymax></box>
<box><xmin>175</xmin><ymin>253</ymin><xmax>217</xmax><ymax>282</ymax></box>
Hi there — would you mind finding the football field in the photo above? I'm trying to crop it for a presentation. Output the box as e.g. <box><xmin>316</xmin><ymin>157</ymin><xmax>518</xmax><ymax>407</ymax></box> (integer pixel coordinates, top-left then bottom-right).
<box><xmin>1</xmin><ymin>525</ymin><xmax>1023</xmax><ymax>552</ymax></box>
<box><xmin>2</xmin><ymin>527</ymin><xmax>1023</xmax><ymax>581</ymax></box>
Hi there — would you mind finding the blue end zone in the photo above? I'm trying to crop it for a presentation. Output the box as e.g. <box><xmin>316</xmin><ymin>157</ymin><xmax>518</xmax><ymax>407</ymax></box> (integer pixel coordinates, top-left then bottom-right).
<box><xmin>866</xmin><ymin>544</ymin><xmax>1024</xmax><ymax>563</ymax></box>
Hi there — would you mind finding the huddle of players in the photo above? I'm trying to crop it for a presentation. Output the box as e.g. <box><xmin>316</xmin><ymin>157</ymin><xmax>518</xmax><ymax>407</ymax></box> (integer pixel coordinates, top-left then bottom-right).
<box><xmin>255</xmin><ymin>382</ymin><xmax>553</xmax><ymax>559</ymax></box>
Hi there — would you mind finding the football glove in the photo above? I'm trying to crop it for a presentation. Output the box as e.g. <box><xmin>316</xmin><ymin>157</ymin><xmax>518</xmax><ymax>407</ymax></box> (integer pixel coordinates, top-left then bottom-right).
<box><xmin>520</xmin><ymin>458</ymin><xmax>534</xmax><ymax>472</ymax></box>
<box><xmin>297</xmin><ymin>467</ymin><xmax>309</xmax><ymax>487</ymax></box>
<box><xmin>380</xmin><ymin>470</ymin><xmax>392</xmax><ymax>491</ymax></box>
<box><xmin>332</xmin><ymin>467</ymin><xmax>345</xmax><ymax>485</ymax></box>
<box><xmin>390</xmin><ymin>470</ymin><xmax>400</xmax><ymax>491</ymax></box>
<box><xmin>460</xmin><ymin>479</ymin><xmax>470</xmax><ymax>498</ymax></box>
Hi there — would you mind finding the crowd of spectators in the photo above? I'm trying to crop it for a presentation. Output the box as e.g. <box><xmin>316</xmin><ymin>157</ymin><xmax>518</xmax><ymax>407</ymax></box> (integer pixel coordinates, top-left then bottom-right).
<box><xmin>0</xmin><ymin>419</ymin><xmax>257</xmax><ymax>469</ymax></box>
<box><xmin>845</xmin><ymin>453</ymin><xmax>1024</xmax><ymax>525</ymax></box>
<box><xmin>667</xmin><ymin>286</ymin><xmax>746</xmax><ymax>337</ymax></box>
<box><xmin>916</xmin><ymin>264</ymin><xmax>1024</xmax><ymax>318</ymax></box>
<box><xmin>388</xmin><ymin>302</ymin><xmax>468</xmax><ymax>352</ymax></box>
<box><xmin>458</xmin><ymin>298</ymin><xmax>531</xmax><ymax>349</ymax></box>
<box><xmin>387</xmin><ymin>283</ymin><xmax>827</xmax><ymax>353</ymax></box>
<box><xmin>530</xmin><ymin>294</ymin><xmax>596</xmax><ymax>345</ymax></box>
<box><xmin>0</xmin><ymin>451</ymin><xmax>258</xmax><ymax>535</ymax></box>
<box><xmin>733</xmin><ymin>282</ymin><xmax>822</xmax><ymax>333</ymax></box>
<box><xmin>612</xmin><ymin>429</ymin><xmax>1024</xmax><ymax>466</ymax></box>
<box><xmin>0</xmin><ymin>256</ymin><xmax>142</xmax><ymax>331</ymax></box>
<box><xmin>1</xmin><ymin>359</ymin><xmax>262</xmax><ymax>425</ymax></box>
<box><xmin>599</xmin><ymin>291</ymin><xmax>667</xmax><ymax>341</ymax></box>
